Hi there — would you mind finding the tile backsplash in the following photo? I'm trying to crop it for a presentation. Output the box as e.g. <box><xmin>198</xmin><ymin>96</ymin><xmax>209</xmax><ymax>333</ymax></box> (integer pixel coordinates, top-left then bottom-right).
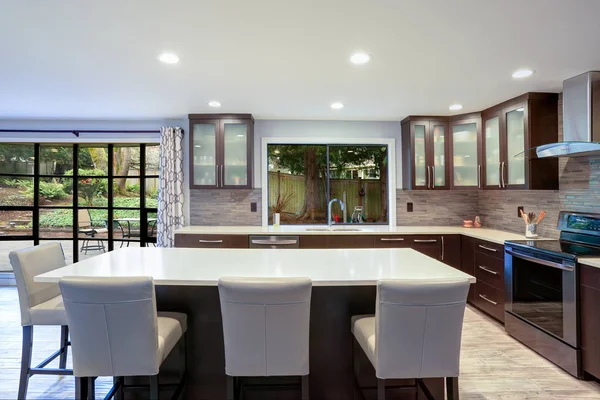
<box><xmin>190</xmin><ymin>189</ymin><xmax>262</xmax><ymax>225</ymax></box>
<box><xmin>395</xmin><ymin>190</ymin><xmax>479</xmax><ymax>226</ymax></box>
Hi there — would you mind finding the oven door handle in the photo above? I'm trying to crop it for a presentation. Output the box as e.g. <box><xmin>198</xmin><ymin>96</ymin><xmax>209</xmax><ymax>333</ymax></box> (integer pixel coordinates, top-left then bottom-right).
<box><xmin>505</xmin><ymin>249</ymin><xmax>574</xmax><ymax>271</ymax></box>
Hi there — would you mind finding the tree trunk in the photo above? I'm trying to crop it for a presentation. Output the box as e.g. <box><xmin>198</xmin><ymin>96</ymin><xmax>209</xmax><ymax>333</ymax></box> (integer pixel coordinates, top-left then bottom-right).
<box><xmin>379</xmin><ymin>159</ymin><xmax>388</xmax><ymax>222</ymax></box>
<box><xmin>88</xmin><ymin>148</ymin><xmax>107</xmax><ymax>171</ymax></box>
<box><xmin>301</xmin><ymin>147</ymin><xmax>320</xmax><ymax>220</ymax></box>
<box><xmin>114</xmin><ymin>147</ymin><xmax>132</xmax><ymax>194</ymax></box>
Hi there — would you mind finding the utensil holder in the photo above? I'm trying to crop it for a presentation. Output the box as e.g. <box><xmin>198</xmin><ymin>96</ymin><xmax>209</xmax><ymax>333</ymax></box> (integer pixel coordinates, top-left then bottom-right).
<box><xmin>273</xmin><ymin>213</ymin><xmax>280</xmax><ymax>228</ymax></box>
<box><xmin>525</xmin><ymin>223</ymin><xmax>538</xmax><ymax>238</ymax></box>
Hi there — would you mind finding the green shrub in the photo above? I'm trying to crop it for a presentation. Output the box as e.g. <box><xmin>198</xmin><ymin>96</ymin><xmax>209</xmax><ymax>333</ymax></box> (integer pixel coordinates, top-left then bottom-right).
<box><xmin>126</xmin><ymin>183</ymin><xmax>140</xmax><ymax>193</ymax></box>
<box><xmin>39</xmin><ymin>209</ymin><xmax>73</xmax><ymax>227</ymax></box>
<box><xmin>21</xmin><ymin>180</ymin><xmax>67</xmax><ymax>201</ymax></box>
<box><xmin>0</xmin><ymin>177</ymin><xmax>29</xmax><ymax>188</ymax></box>
<box><xmin>146</xmin><ymin>187</ymin><xmax>159</xmax><ymax>200</ymax></box>
<box><xmin>63</xmin><ymin>169</ymin><xmax>108</xmax><ymax>195</ymax></box>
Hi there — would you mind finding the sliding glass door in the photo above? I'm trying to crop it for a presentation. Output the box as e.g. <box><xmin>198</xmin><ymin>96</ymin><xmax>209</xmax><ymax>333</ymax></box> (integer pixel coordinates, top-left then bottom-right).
<box><xmin>0</xmin><ymin>142</ymin><xmax>159</xmax><ymax>270</ymax></box>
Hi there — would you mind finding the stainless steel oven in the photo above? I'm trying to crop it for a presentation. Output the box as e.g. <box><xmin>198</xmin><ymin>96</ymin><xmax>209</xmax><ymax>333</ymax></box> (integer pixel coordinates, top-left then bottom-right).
<box><xmin>504</xmin><ymin>244</ymin><xmax>578</xmax><ymax>347</ymax></box>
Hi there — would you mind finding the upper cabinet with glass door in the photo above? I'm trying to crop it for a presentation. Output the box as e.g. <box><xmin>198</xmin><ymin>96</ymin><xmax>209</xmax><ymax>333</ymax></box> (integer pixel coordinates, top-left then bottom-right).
<box><xmin>189</xmin><ymin>114</ymin><xmax>254</xmax><ymax>189</ymax></box>
<box><xmin>400</xmin><ymin>118</ymin><xmax>449</xmax><ymax>190</ymax></box>
<box><xmin>450</xmin><ymin>114</ymin><xmax>482</xmax><ymax>190</ymax></box>
<box><xmin>481</xmin><ymin>93</ymin><xmax>559</xmax><ymax>190</ymax></box>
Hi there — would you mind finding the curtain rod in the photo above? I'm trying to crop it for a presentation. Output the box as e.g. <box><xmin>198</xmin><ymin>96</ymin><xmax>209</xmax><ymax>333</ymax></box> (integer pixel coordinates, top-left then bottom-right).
<box><xmin>0</xmin><ymin>128</ymin><xmax>184</xmax><ymax>138</ymax></box>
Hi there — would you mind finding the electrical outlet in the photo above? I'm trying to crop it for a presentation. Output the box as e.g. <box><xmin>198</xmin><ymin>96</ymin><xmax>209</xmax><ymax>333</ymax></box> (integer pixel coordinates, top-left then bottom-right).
<box><xmin>250</xmin><ymin>202</ymin><xmax>257</xmax><ymax>212</ymax></box>
<box><xmin>517</xmin><ymin>206</ymin><xmax>524</xmax><ymax>218</ymax></box>
<box><xmin>407</xmin><ymin>202</ymin><xmax>413</xmax><ymax>212</ymax></box>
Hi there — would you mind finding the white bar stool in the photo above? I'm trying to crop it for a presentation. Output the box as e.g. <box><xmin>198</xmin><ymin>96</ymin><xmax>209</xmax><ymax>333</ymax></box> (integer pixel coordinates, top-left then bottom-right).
<box><xmin>351</xmin><ymin>278</ymin><xmax>470</xmax><ymax>400</ymax></box>
<box><xmin>9</xmin><ymin>242</ymin><xmax>72</xmax><ymax>399</ymax></box>
<box><xmin>59</xmin><ymin>276</ymin><xmax>187</xmax><ymax>400</ymax></box>
<box><xmin>218</xmin><ymin>277</ymin><xmax>312</xmax><ymax>400</ymax></box>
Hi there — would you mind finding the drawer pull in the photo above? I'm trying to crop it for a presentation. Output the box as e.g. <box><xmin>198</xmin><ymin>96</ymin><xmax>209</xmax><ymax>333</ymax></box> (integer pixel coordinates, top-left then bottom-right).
<box><xmin>414</xmin><ymin>239</ymin><xmax>438</xmax><ymax>243</ymax></box>
<box><xmin>199</xmin><ymin>239</ymin><xmax>223</xmax><ymax>244</ymax></box>
<box><xmin>478</xmin><ymin>265</ymin><xmax>498</xmax><ymax>275</ymax></box>
<box><xmin>478</xmin><ymin>294</ymin><xmax>498</xmax><ymax>306</ymax></box>
<box><xmin>251</xmin><ymin>239</ymin><xmax>298</xmax><ymax>246</ymax></box>
<box><xmin>380</xmin><ymin>238</ymin><xmax>405</xmax><ymax>241</ymax></box>
<box><xmin>478</xmin><ymin>244</ymin><xmax>497</xmax><ymax>252</ymax></box>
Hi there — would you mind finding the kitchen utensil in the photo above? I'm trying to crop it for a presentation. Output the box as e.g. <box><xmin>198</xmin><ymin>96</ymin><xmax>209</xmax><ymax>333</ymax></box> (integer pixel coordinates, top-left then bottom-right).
<box><xmin>536</xmin><ymin>210</ymin><xmax>546</xmax><ymax>224</ymax></box>
<box><xmin>520</xmin><ymin>209</ymin><xmax>529</xmax><ymax>224</ymax></box>
<box><xmin>528</xmin><ymin>213</ymin><xmax>536</xmax><ymax>225</ymax></box>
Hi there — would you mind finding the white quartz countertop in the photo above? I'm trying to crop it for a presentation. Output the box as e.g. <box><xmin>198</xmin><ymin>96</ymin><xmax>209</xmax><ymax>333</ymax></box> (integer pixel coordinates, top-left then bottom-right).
<box><xmin>175</xmin><ymin>225</ymin><xmax>537</xmax><ymax>245</ymax></box>
<box><xmin>34</xmin><ymin>247</ymin><xmax>475</xmax><ymax>286</ymax></box>
<box><xmin>579</xmin><ymin>258</ymin><xmax>600</xmax><ymax>269</ymax></box>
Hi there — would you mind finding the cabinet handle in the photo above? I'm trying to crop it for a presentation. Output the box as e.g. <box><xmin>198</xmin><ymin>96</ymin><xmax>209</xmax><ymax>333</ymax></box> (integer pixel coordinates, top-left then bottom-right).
<box><xmin>478</xmin><ymin>164</ymin><xmax>481</xmax><ymax>189</ymax></box>
<box><xmin>199</xmin><ymin>239</ymin><xmax>223</xmax><ymax>244</ymax></box>
<box><xmin>478</xmin><ymin>265</ymin><xmax>498</xmax><ymax>275</ymax></box>
<box><xmin>501</xmin><ymin>162</ymin><xmax>506</xmax><ymax>188</ymax></box>
<box><xmin>478</xmin><ymin>244</ymin><xmax>497</xmax><ymax>252</ymax></box>
<box><xmin>498</xmin><ymin>162</ymin><xmax>502</xmax><ymax>188</ymax></box>
<box><xmin>221</xmin><ymin>165</ymin><xmax>224</xmax><ymax>187</ymax></box>
<box><xmin>432</xmin><ymin>165</ymin><xmax>436</xmax><ymax>189</ymax></box>
<box><xmin>478</xmin><ymin>294</ymin><xmax>498</xmax><ymax>306</ymax></box>
<box><xmin>380</xmin><ymin>238</ymin><xmax>405</xmax><ymax>241</ymax></box>
<box><xmin>251</xmin><ymin>239</ymin><xmax>298</xmax><ymax>245</ymax></box>
<box><xmin>441</xmin><ymin>235</ymin><xmax>445</xmax><ymax>260</ymax></box>
<box><xmin>414</xmin><ymin>239</ymin><xmax>438</xmax><ymax>243</ymax></box>
<box><xmin>426</xmin><ymin>166</ymin><xmax>430</xmax><ymax>188</ymax></box>
<box><xmin>215</xmin><ymin>165</ymin><xmax>219</xmax><ymax>187</ymax></box>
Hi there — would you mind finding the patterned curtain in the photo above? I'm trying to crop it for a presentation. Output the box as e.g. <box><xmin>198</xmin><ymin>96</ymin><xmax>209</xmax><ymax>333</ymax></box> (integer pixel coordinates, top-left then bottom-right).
<box><xmin>157</xmin><ymin>127</ymin><xmax>185</xmax><ymax>247</ymax></box>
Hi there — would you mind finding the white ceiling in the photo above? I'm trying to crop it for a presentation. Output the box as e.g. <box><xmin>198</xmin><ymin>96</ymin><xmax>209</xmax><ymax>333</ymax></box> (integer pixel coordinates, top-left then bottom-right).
<box><xmin>2</xmin><ymin>0</ymin><xmax>600</xmax><ymax>121</ymax></box>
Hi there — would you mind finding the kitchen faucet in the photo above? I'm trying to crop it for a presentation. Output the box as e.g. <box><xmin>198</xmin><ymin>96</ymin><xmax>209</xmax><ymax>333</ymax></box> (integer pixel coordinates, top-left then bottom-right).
<box><xmin>328</xmin><ymin>198</ymin><xmax>345</xmax><ymax>228</ymax></box>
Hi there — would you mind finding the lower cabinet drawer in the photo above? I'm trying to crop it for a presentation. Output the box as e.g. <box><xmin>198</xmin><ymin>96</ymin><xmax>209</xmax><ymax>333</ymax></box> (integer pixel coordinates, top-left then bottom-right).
<box><xmin>474</xmin><ymin>252</ymin><xmax>504</xmax><ymax>290</ymax></box>
<box><xmin>174</xmin><ymin>234</ymin><xmax>249</xmax><ymax>248</ymax></box>
<box><xmin>473</xmin><ymin>281</ymin><xmax>505</xmax><ymax>323</ymax></box>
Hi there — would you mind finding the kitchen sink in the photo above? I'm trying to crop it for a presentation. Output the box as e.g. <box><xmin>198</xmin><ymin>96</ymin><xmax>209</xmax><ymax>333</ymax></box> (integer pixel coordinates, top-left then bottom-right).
<box><xmin>305</xmin><ymin>228</ymin><xmax>330</xmax><ymax>232</ymax></box>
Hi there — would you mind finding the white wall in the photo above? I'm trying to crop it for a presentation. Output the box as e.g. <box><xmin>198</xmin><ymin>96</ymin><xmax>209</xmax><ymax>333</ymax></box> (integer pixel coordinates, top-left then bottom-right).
<box><xmin>253</xmin><ymin>119</ymin><xmax>402</xmax><ymax>188</ymax></box>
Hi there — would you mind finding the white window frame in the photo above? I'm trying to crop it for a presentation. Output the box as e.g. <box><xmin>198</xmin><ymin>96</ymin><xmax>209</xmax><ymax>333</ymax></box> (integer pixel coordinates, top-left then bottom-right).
<box><xmin>261</xmin><ymin>137</ymin><xmax>396</xmax><ymax>227</ymax></box>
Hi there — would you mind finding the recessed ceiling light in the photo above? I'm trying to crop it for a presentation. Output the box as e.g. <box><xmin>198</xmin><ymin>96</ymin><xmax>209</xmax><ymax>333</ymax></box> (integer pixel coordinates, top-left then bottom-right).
<box><xmin>158</xmin><ymin>52</ymin><xmax>179</xmax><ymax>64</ymax></box>
<box><xmin>208</xmin><ymin>101</ymin><xmax>221</xmax><ymax>108</ymax></box>
<box><xmin>449</xmin><ymin>104</ymin><xmax>463</xmax><ymax>111</ymax></box>
<box><xmin>331</xmin><ymin>102</ymin><xmax>344</xmax><ymax>110</ymax></box>
<box><xmin>512</xmin><ymin>68</ymin><xmax>534</xmax><ymax>79</ymax></box>
<box><xmin>350</xmin><ymin>52</ymin><xmax>371</xmax><ymax>65</ymax></box>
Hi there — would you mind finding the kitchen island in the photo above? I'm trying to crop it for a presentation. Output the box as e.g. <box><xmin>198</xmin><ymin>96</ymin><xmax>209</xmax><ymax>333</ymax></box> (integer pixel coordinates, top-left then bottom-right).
<box><xmin>36</xmin><ymin>247</ymin><xmax>474</xmax><ymax>400</ymax></box>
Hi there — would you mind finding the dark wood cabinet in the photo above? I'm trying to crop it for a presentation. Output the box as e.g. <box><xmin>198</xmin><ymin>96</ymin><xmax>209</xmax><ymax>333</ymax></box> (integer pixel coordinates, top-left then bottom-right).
<box><xmin>401</xmin><ymin>92</ymin><xmax>558</xmax><ymax>192</ymax></box>
<box><xmin>581</xmin><ymin>265</ymin><xmax>600</xmax><ymax>380</ymax></box>
<box><xmin>401</xmin><ymin>118</ymin><xmax>450</xmax><ymax>190</ymax></box>
<box><xmin>471</xmin><ymin>239</ymin><xmax>505</xmax><ymax>323</ymax></box>
<box><xmin>441</xmin><ymin>235</ymin><xmax>461</xmax><ymax>269</ymax></box>
<box><xmin>461</xmin><ymin>235</ymin><xmax>476</xmax><ymax>303</ymax></box>
<box><xmin>174</xmin><ymin>234</ymin><xmax>249</xmax><ymax>248</ymax></box>
<box><xmin>481</xmin><ymin>93</ymin><xmax>558</xmax><ymax>190</ymax></box>
<box><xmin>189</xmin><ymin>113</ymin><xmax>254</xmax><ymax>189</ymax></box>
<box><xmin>409</xmin><ymin>235</ymin><xmax>442</xmax><ymax>260</ymax></box>
<box><xmin>326</xmin><ymin>235</ymin><xmax>374</xmax><ymax>248</ymax></box>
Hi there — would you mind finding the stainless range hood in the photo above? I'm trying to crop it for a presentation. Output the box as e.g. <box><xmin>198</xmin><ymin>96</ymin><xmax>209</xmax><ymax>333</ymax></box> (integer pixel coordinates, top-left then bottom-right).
<box><xmin>535</xmin><ymin>71</ymin><xmax>600</xmax><ymax>158</ymax></box>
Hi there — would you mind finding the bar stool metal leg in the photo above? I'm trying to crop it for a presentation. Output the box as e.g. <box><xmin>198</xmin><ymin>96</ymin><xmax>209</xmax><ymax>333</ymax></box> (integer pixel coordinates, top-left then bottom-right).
<box><xmin>59</xmin><ymin>325</ymin><xmax>69</xmax><ymax>369</ymax></box>
<box><xmin>301</xmin><ymin>375</ymin><xmax>309</xmax><ymax>400</ymax></box>
<box><xmin>75</xmin><ymin>377</ymin><xmax>88</xmax><ymax>400</ymax></box>
<box><xmin>377</xmin><ymin>378</ymin><xmax>385</xmax><ymax>400</ymax></box>
<box><xmin>446</xmin><ymin>377</ymin><xmax>459</xmax><ymax>400</ymax></box>
<box><xmin>226</xmin><ymin>376</ymin><xmax>235</xmax><ymax>400</ymax></box>
<box><xmin>18</xmin><ymin>326</ymin><xmax>33</xmax><ymax>400</ymax></box>
<box><xmin>87</xmin><ymin>377</ymin><xmax>96</xmax><ymax>400</ymax></box>
<box><xmin>150</xmin><ymin>374</ymin><xmax>159</xmax><ymax>400</ymax></box>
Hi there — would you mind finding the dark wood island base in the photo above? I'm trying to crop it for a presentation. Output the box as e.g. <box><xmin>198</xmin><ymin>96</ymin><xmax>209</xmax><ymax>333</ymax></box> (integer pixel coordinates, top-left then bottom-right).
<box><xmin>155</xmin><ymin>285</ymin><xmax>446</xmax><ymax>400</ymax></box>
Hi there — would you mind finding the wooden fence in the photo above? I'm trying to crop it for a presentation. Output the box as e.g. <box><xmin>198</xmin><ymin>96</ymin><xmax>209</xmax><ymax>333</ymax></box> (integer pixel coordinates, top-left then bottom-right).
<box><xmin>268</xmin><ymin>172</ymin><xmax>382</xmax><ymax>221</ymax></box>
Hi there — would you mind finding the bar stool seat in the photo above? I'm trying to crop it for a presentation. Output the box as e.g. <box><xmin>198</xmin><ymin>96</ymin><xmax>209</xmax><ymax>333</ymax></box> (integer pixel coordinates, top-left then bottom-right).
<box><xmin>351</xmin><ymin>315</ymin><xmax>376</xmax><ymax>366</ymax></box>
<box><xmin>29</xmin><ymin>295</ymin><xmax>68</xmax><ymax>325</ymax></box>
<box><xmin>157</xmin><ymin>313</ymin><xmax>187</xmax><ymax>363</ymax></box>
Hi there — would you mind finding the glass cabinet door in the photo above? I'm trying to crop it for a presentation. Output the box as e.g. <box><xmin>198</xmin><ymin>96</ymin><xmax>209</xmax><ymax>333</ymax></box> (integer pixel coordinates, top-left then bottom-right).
<box><xmin>484</xmin><ymin>116</ymin><xmax>501</xmax><ymax>187</ymax></box>
<box><xmin>452</xmin><ymin>122</ymin><xmax>479</xmax><ymax>188</ymax></box>
<box><xmin>192</xmin><ymin>121</ymin><xmax>218</xmax><ymax>187</ymax></box>
<box><xmin>222</xmin><ymin>121</ymin><xmax>249</xmax><ymax>187</ymax></box>
<box><xmin>506</xmin><ymin>107</ymin><xmax>526</xmax><ymax>186</ymax></box>
<box><xmin>413</xmin><ymin>123</ymin><xmax>428</xmax><ymax>188</ymax></box>
<box><xmin>431</xmin><ymin>122</ymin><xmax>447</xmax><ymax>188</ymax></box>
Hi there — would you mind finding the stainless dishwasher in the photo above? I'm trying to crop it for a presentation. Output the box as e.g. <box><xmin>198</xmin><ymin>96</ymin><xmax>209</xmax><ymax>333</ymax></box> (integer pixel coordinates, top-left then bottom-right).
<box><xmin>249</xmin><ymin>235</ymin><xmax>300</xmax><ymax>249</ymax></box>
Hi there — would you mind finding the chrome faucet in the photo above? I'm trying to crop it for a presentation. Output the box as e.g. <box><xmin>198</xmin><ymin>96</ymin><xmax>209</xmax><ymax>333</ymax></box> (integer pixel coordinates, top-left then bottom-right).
<box><xmin>327</xmin><ymin>198</ymin><xmax>345</xmax><ymax>228</ymax></box>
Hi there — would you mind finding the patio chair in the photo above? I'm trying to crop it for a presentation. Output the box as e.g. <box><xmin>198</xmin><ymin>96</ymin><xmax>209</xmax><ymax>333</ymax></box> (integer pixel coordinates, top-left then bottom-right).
<box><xmin>78</xmin><ymin>209</ymin><xmax>108</xmax><ymax>254</ymax></box>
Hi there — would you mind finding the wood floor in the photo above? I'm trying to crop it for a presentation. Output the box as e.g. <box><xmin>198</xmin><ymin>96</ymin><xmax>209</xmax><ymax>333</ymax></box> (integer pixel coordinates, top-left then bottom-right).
<box><xmin>1</xmin><ymin>287</ymin><xmax>599</xmax><ymax>400</ymax></box>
